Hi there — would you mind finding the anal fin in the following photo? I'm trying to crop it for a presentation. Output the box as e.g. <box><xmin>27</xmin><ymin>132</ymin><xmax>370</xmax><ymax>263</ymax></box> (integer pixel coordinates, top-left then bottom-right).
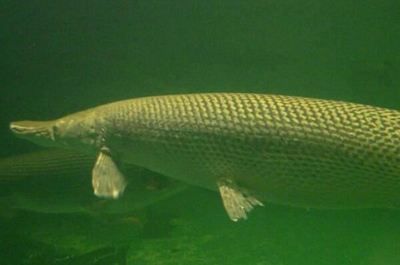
<box><xmin>92</xmin><ymin>149</ymin><xmax>127</xmax><ymax>199</ymax></box>
<box><xmin>217</xmin><ymin>178</ymin><xmax>263</xmax><ymax>222</ymax></box>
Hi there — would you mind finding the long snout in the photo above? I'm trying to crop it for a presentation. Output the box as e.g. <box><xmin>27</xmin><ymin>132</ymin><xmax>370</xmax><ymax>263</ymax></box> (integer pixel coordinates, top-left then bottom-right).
<box><xmin>11</xmin><ymin>120</ymin><xmax>45</xmax><ymax>134</ymax></box>
<box><xmin>10</xmin><ymin>120</ymin><xmax>56</xmax><ymax>145</ymax></box>
<box><xmin>10</xmin><ymin>120</ymin><xmax>52</xmax><ymax>135</ymax></box>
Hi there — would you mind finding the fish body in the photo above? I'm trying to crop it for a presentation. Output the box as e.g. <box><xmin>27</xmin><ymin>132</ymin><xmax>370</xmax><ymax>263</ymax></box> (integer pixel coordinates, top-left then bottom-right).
<box><xmin>0</xmin><ymin>149</ymin><xmax>187</xmax><ymax>214</ymax></box>
<box><xmin>10</xmin><ymin>93</ymin><xmax>400</xmax><ymax>220</ymax></box>
<box><xmin>0</xmin><ymin>149</ymin><xmax>93</xmax><ymax>183</ymax></box>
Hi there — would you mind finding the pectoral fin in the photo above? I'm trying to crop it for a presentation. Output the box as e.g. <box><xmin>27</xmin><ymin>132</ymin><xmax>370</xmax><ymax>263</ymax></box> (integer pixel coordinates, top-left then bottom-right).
<box><xmin>217</xmin><ymin>178</ymin><xmax>263</xmax><ymax>222</ymax></box>
<box><xmin>92</xmin><ymin>149</ymin><xmax>127</xmax><ymax>199</ymax></box>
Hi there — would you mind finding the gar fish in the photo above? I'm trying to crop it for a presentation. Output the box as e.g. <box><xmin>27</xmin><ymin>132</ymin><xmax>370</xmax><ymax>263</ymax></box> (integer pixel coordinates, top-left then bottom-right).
<box><xmin>0</xmin><ymin>148</ymin><xmax>188</xmax><ymax>214</ymax></box>
<box><xmin>0</xmin><ymin>148</ymin><xmax>93</xmax><ymax>183</ymax></box>
<box><xmin>10</xmin><ymin>93</ymin><xmax>400</xmax><ymax>221</ymax></box>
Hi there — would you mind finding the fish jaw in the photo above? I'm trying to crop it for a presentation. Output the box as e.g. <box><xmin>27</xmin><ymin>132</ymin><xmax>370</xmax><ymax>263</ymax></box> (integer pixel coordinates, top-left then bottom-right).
<box><xmin>9</xmin><ymin>120</ymin><xmax>58</xmax><ymax>148</ymax></box>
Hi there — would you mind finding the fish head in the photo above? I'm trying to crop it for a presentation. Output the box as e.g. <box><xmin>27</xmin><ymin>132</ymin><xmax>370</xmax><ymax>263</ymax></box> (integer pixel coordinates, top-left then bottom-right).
<box><xmin>53</xmin><ymin>115</ymin><xmax>100</xmax><ymax>150</ymax></box>
<box><xmin>11</xmin><ymin>112</ymin><xmax>101</xmax><ymax>153</ymax></box>
<box><xmin>10</xmin><ymin>120</ymin><xmax>59</xmax><ymax>148</ymax></box>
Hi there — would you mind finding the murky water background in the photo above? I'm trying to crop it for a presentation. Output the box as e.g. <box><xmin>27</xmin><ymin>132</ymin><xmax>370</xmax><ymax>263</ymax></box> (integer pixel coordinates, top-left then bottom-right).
<box><xmin>1</xmin><ymin>1</ymin><xmax>399</xmax><ymax>264</ymax></box>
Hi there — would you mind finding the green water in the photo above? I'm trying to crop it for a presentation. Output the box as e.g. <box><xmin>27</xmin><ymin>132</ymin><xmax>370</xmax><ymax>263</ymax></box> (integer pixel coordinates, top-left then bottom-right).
<box><xmin>1</xmin><ymin>0</ymin><xmax>400</xmax><ymax>264</ymax></box>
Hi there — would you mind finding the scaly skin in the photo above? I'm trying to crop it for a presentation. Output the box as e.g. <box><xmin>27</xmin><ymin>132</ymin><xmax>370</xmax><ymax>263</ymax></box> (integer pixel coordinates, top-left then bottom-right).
<box><xmin>10</xmin><ymin>93</ymin><xmax>400</xmax><ymax>209</ymax></box>
<box><xmin>0</xmin><ymin>149</ymin><xmax>93</xmax><ymax>182</ymax></box>
<box><xmin>0</xmin><ymin>149</ymin><xmax>188</xmax><ymax>214</ymax></box>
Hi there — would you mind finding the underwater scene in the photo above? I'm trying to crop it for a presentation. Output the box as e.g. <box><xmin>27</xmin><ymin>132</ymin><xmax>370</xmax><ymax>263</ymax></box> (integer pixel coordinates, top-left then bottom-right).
<box><xmin>1</xmin><ymin>1</ymin><xmax>400</xmax><ymax>264</ymax></box>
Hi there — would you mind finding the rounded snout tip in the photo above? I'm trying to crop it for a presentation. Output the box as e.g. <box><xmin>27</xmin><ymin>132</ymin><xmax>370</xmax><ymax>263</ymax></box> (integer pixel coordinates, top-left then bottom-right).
<box><xmin>9</xmin><ymin>121</ymin><xmax>27</xmax><ymax>134</ymax></box>
<box><xmin>9</xmin><ymin>120</ymin><xmax>52</xmax><ymax>135</ymax></box>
